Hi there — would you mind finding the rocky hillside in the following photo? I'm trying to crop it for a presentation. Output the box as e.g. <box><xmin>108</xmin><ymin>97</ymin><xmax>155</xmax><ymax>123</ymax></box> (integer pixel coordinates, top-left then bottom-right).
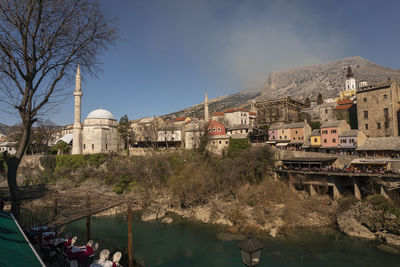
<box><xmin>258</xmin><ymin>56</ymin><xmax>400</xmax><ymax>101</ymax></box>
<box><xmin>0</xmin><ymin>123</ymin><xmax>9</xmax><ymax>135</ymax></box>
<box><xmin>163</xmin><ymin>86</ymin><xmax>262</xmax><ymax>119</ymax></box>
<box><xmin>164</xmin><ymin>56</ymin><xmax>400</xmax><ymax>118</ymax></box>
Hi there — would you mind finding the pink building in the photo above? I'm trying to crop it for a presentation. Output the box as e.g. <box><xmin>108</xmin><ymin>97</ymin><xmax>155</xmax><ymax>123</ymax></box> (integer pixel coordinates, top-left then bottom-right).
<box><xmin>321</xmin><ymin>120</ymin><xmax>350</xmax><ymax>151</ymax></box>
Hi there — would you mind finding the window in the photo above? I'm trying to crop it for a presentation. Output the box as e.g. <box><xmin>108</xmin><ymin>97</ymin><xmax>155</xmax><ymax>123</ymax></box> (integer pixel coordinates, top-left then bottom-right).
<box><xmin>213</xmin><ymin>128</ymin><xmax>216</xmax><ymax>132</ymax></box>
<box><xmin>332</xmin><ymin>138</ymin><xmax>336</xmax><ymax>143</ymax></box>
<box><xmin>363</xmin><ymin>111</ymin><xmax>368</xmax><ymax>119</ymax></box>
<box><xmin>314</xmin><ymin>138</ymin><xmax>317</xmax><ymax>142</ymax></box>
<box><xmin>217</xmin><ymin>128</ymin><xmax>221</xmax><ymax>132</ymax></box>
<box><xmin>363</xmin><ymin>97</ymin><xmax>367</xmax><ymax>103</ymax></box>
<box><xmin>208</xmin><ymin>128</ymin><xmax>211</xmax><ymax>132</ymax></box>
<box><xmin>295</xmin><ymin>130</ymin><xmax>298</xmax><ymax>134</ymax></box>
<box><xmin>282</xmin><ymin>130</ymin><xmax>284</xmax><ymax>133</ymax></box>
<box><xmin>226</xmin><ymin>141</ymin><xmax>228</xmax><ymax>144</ymax></box>
<box><xmin>83</xmin><ymin>144</ymin><xmax>86</xmax><ymax>149</ymax></box>
<box><xmin>365</xmin><ymin>124</ymin><xmax>368</xmax><ymax>130</ymax></box>
<box><xmin>331</xmin><ymin>129</ymin><xmax>336</xmax><ymax>134</ymax></box>
<box><xmin>325</xmin><ymin>109</ymin><xmax>328</xmax><ymax>114</ymax></box>
<box><xmin>92</xmin><ymin>144</ymin><xmax>94</xmax><ymax>150</ymax></box>
<box><xmin>219</xmin><ymin>141</ymin><xmax>221</xmax><ymax>144</ymax></box>
<box><xmin>377</xmin><ymin>122</ymin><xmax>381</xmax><ymax>129</ymax></box>
<box><xmin>384</xmin><ymin>94</ymin><xmax>387</xmax><ymax>99</ymax></box>
<box><xmin>324</xmin><ymin>139</ymin><xmax>327</xmax><ymax>143</ymax></box>
<box><xmin>213</xmin><ymin>141</ymin><xmax>215</xmax><ymax>144</ymax></box>
<box><xmin>172</xmin><ymin>137</ymin><xmax>174</xmax><ymax>141</ymax></box>
<box><xmin>385</xmin><ymin>121</ymin><xmax>389</xmax><ymax>129</ymax></box>
<box><xmin>172</xmin><ymin>131</ymin><xmax>174</xmax><ymax>134</ymax></box>
<box><xmin>384</xmin><ymin>108</ymin><xmax>389</xmax><ymax>116</ymax></box>
<box><xmin>106</xmin><ymin>144</ymin><xmax>108</xmax><ymax>149</ymax></box>
<box><xmin>284</xmin><ymin>136</ymin><xmax>287</xmax><ymax>139</ymax></box>
<box><xmin>293</xmin><ymin>137</ymin><xmax>296</xmax><ymax>140</ymax></box>
<box><xmin>279</xmin><ymin>136</ymin><xmax>282</xmax><ymax>140</ymax></box>
<box><xmin>240</xmin><ymin>130</ymin><xmax>243</xmax><ymax>133</ymax></box>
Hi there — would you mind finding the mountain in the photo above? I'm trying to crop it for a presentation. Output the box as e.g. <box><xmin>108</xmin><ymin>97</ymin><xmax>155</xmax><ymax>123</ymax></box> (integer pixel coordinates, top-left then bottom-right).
<box><xmin>0</xmin><ymin>123</ymin><xmax>10</xmax><ymax>135</ymax></box>
<box><xmin>164</xmin><ymin>57</ymin><xmax>400</xmax><ymax>119</ymax></box>
<box><xmin>258</xmin><ymin>56</ymin><xmax>400</xmax><ymax>101</ymax></box>
<box><xmin>163</xmin><ymin>86</ymin><xmax>262</xmax><ymax>119</ymax></box>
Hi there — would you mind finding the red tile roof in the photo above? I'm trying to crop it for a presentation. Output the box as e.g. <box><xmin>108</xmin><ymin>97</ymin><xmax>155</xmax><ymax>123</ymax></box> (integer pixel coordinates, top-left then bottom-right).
<box><xmin>337</xmin><ymin>98</ymin><xmax>353</xmax><ymax>105</ymax></box>
<box><xmin>335</xmin><ymin>104</ymin><xmax>353</xmax><ymax>110</ymax></box>
<box><xmin>249</xmin><ymin>112</ymin><xmax>256</xmax><ymax>115</ymax></box>
<box><xmin>173</xmin><ymin>117</ymin><xmax>187</xmax><ymax>122</ymax></box>
<box><xmin>213</xmin><ymin>112</ymin><xmax>225</xmax><ymax>116</ymax></box>
<box><xmin>224</xmin><ymin>108</ymin><xmax>249</xmax><ymax>113</ymax></box>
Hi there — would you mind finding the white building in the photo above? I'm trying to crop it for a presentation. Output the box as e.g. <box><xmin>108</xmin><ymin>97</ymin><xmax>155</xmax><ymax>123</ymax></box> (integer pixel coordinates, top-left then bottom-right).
<box><xmin>0</xmin><ymin>141</ymin><xmax>16</xmax><ymax>155</ymax></box>
<box><xmin>184</xmin><ymin>120</ymin><xmax>206</xmax><ymax>149</ymax></box>
<box><xmin>223</xmin><ymin>108</ymin><xmax>250</xmax><ymax>126</ymax></box>
<box><xmin>70</xmin><ymin>66</ymin><xmax>119</xmax><ymax>154</ymax></box>
<box><xmin>81</xmin><ymin>109</ymin><xmax>119</xmax><ymax>154</ymax></box>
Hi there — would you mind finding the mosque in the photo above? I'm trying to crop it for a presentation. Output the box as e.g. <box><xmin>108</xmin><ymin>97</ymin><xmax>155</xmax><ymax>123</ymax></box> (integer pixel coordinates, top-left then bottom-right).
<box><xmin>71</xmin><ymin>66</ymin><xmax>119</xmax><ymax>154</ymax></box>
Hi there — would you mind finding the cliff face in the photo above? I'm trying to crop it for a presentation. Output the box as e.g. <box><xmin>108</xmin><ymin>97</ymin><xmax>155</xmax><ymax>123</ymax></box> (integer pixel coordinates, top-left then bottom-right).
<box><xmin>258</xmin><ymin>56</ymin><xmax>400</xmax><ymax>101</ymax></box>
<box><xmin>164</xmin><ymin>57</ymin><xmax>400</xmax><ymax>119</ymax></box>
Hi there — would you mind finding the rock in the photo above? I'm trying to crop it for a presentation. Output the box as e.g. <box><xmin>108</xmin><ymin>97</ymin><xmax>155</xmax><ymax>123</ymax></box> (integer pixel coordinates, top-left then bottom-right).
<box><xmin>377</xmin><ymin>244</ymin><xmax>400</xmax><ymax>254</ymax></box>
<box><xmin>161</xmin><ymin>217</ymin><xmax>173</xmax><ymax>224</ymax></box>
<box><xmin>377</xmin><ymin>232</ymin><xmax>400</xmax><ymax>247</ymax></box>
<box><xmin>141</xmin><ymin>210</ymin><xmax>158</xmax><ymax>221</ymax></box>
<box><xmin>269</xmin><ymin>228</ymin><xmax>278</xmax><ymax>238</ymax></box>
<box><xmin>384</xmin><ymin>212</ymin><xmax>397</xmax><ymax>220</ymax></box>
<box><xmin>213</xmin><ymin>218</ymin><xmax>233</xmax><ymax>226</ymax></box>
<box><xmin>227</xmin><ymin>226</ymin><xmax>239</xmax><ymax>234</ymax></box>
<box><xmin>337</xmin><ymin>213</ymin><xmax>376</xmax><ymax>239</ymax></box>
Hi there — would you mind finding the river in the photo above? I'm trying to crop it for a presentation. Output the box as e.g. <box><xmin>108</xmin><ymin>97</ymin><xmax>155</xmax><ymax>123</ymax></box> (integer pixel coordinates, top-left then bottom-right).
<box><xmin>65</xmin><ymin>214</ymin><xmax>400</xmax><ymax>267</ymax></box>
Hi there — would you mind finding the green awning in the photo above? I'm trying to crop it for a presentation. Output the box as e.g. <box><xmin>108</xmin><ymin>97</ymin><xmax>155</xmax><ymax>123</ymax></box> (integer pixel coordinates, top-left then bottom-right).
<box><xmin>0</xmin><ymin>211</ymin><xmax>45</xmax><ymax>267</ymax></box>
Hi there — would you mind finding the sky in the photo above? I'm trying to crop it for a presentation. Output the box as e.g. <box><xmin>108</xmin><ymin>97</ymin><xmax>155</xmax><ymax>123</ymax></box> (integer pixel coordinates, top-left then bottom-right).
<box><xmin>2</xmin><ymin>0</ymin><xmax>400</xmax><ymax>126</ymax></box>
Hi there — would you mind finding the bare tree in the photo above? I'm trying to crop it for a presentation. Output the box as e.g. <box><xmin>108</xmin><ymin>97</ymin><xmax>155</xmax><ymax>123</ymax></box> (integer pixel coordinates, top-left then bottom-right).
<box><xmin>0</xmin><ymin>0</ymin><xmax>116</xmax><ymax>217</ymax></box>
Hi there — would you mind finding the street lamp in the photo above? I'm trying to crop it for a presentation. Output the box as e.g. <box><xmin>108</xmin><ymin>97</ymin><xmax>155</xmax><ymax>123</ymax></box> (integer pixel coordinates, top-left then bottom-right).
<box><xmin>237</xmin><ymin>233</ymin><xmax>264</xmax><ymax>267</ymax></box>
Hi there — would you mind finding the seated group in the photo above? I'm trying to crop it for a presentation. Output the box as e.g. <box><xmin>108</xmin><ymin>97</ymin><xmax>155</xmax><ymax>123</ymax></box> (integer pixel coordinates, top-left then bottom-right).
<box><xmin>30</xmin><ymin>226</ymin><xmax>122</xmax><ymax>267</ymax></box>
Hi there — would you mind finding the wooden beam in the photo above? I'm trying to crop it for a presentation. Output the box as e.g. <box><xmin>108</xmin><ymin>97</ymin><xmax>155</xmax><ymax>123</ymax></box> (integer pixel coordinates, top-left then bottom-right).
<box><xmin>128</xmin><ymin>202</ymin><xmax>133</xmax><ymax>267</ymax></box>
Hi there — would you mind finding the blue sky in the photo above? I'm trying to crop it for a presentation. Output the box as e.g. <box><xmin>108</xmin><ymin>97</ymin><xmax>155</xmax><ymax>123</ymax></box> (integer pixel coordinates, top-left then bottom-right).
<box><xmin>1</xmin><ymin>0</ymin><xmax>400</xmax><ymax>126</ymax></box>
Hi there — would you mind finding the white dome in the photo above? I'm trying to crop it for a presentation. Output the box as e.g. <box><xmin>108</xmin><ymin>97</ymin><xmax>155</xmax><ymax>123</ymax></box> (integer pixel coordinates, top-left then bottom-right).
<box><xmin>86</xmin><ymin>108</ymin><xmax>116</xmax><ymax>120</ymax></box>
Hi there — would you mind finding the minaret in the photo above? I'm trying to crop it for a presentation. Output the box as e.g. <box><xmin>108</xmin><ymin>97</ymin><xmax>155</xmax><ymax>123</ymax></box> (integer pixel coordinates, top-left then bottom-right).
<box><xmin>72</xmin><ymin>65</ymin><xmax>83</xmax><ymax>154</ymax></box>
<box><xmin>204</xmin><ymin>92</ymin><xmax>209</xmax><ymax>122</ymax></box>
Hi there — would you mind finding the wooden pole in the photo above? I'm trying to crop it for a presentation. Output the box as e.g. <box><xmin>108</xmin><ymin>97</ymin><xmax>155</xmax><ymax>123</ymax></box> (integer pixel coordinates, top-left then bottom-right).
<box><xmin>86</xmin><ymin>194</ymin><xmax>91</xmax><ymax>242</ymax></box>
<box><xmin>128</xmin><ymin>202</ymin><xmax>133</xmax><ymax>267</ymax></box>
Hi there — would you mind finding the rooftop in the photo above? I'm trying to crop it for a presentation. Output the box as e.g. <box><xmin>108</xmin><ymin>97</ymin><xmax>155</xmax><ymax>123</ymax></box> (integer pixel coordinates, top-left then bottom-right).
<box><xmin>86</xmin><ymin>108</ymin><xmax>116</xmax><ymax>120</ymax></box>
<box><xmin>0</xmin><ymin>211</ymin><xmax>45</xmax><ymax>267</ymax></box>
<box><xmin>321</xmin><ymin>120</ymin><xmax>347</xmax><ymax>128</ymax></box>
<box><xmin>224</xmin><ymin>108</ymin><xmax>249</xmax><ymax>113</ymax></box>
<box><xmin>339</xmin><ymin>130</ymin><xmax>360</xmax><ymax>137</ymax></box>
<box><xmin>357</xmin><ymin>137</ymin><xmax>400</xmax><ymax>151</ymax></box>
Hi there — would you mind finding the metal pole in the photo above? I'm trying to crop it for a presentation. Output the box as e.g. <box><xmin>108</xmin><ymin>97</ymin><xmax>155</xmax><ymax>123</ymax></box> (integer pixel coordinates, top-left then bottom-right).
<box><xmin>128</xmin><ymin>202</ymin><xmax>133</xmax><ymax>267</ymax></box>
<box><xmin>86</xmin><ymin>194</ymin><xmax>91</xmax><ymax>242</ymax></box>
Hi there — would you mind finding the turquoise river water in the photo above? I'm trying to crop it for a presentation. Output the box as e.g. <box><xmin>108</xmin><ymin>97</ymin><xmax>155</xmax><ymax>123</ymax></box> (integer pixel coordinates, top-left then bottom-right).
<box><xmin>65</xmin><ymin>214</ymin><xmax>400</xmax><ymax>267</ymax></box>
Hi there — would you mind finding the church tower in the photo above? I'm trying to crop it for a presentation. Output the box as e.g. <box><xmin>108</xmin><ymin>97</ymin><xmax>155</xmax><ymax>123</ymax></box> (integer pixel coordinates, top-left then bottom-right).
<box><xmin>345</xmin><ymin>66</ymin><xmax>356</xmax><ymax>91</ymax></box>
<box><xmin>72</xmin><ymin>66</ymin><xmax>83</xmax><ymax>154</ymax></box>
<box><xmin>204</xmin><ymin>92</ymin><xmax>209</xmax><ymax>122</ymax></box>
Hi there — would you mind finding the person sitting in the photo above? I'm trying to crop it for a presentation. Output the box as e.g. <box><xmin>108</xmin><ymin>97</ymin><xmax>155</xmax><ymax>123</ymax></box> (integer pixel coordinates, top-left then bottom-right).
<box><xmin>90</xmin><ymin>249</ymin><xmax>113</xmax><ymax>267</ymax></box>
<box><xmin>112</xmin><ymin>252</ymin><xmax>122</xmax><ymax>267</ymax></box>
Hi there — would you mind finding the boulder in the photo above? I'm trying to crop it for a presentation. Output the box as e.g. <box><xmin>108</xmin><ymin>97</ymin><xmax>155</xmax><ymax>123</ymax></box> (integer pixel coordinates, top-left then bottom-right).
<box><xmin>161</xmin><ymin>217</ymin><xmax>173</xmax><ymax>224</ymax></box>
<box><xmin>337</xmin><ymin>213</ymin><xmax>375</xmax><ymax>239</ymax></box>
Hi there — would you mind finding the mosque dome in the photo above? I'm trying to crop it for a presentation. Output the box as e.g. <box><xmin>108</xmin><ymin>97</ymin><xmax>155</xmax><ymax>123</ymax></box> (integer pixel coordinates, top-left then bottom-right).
<box><xmin>86</xmin><ymin>108</ymin><xmax>116</xmax><ymax>120</ymax></box>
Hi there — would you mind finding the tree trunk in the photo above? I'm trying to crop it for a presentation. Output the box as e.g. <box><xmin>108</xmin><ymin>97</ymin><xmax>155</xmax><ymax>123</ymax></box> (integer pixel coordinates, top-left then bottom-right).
<box><xmin>6</xmin><ymin>119</ymin><xmax>33</xmax><ymax>219</ymax></box>
<box><xmin>6</xmin><ymin>156</ymin><xmax>21</xmax><ymax>219</ymax></box>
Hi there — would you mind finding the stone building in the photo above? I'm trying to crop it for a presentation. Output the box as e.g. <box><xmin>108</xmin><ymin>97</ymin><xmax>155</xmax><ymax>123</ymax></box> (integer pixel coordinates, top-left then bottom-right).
<box><xmin>255</xmin><ymin>97</ymin><xmax>305</xmax><ymax>124</ymax></box>
<box><xmin>81</xmin><ymin>109</ymin><xmax>118</xmax><ymax>154</ymax></box>
<box><xmin>206</xmin><ymin>121</ymin><xmax>229</xmax><ymax>155</ymax></box>
<box><xmin>356</xmin><ymin>80</ymin><xmax>400</xmax><ymax>137</ymax></box>
<box><xmin>334</xmin><ymin>98</ymin><xmax>358</xmax><ymax>129</ymax></box>
<box><xmin>71</xmin><ymin>66</ymin><xmax>119</xmax><ymax>154</ymax></box>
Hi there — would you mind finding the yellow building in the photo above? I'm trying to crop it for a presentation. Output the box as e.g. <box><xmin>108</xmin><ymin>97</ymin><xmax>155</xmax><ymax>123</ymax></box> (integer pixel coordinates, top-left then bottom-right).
<box><xmin>335</xmin><ymin>66</ymin><xmax>357</xmax><ymax>102</ymax></box>
<box><xmin>310</xmin><ymin>129</ymin><xmax>321</xmax><ymax>147</ymax></box>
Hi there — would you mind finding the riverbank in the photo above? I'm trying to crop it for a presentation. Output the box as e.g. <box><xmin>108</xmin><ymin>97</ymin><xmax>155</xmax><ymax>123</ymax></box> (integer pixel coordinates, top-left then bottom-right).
<box><xmin>3</xmin><ymin>147</ymin><xmax>400</xmax><ymax>250</ymax></box>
